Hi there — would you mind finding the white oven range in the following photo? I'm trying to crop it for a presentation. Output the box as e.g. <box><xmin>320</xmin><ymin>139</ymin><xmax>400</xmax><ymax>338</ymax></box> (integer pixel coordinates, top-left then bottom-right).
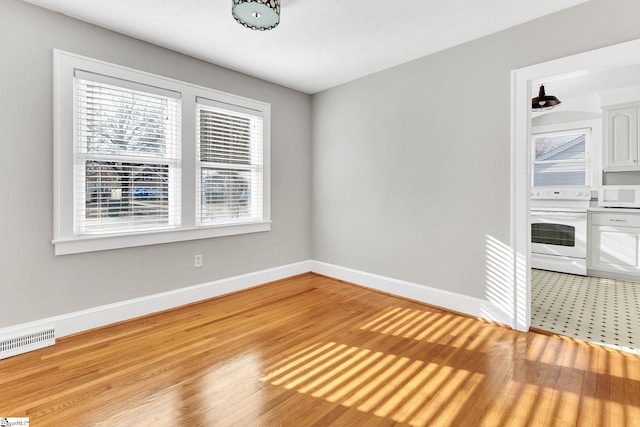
<box><xmin>530</xmin><ymin>188</ymin><xmax>590</xmax><ymax>275</ymax></box>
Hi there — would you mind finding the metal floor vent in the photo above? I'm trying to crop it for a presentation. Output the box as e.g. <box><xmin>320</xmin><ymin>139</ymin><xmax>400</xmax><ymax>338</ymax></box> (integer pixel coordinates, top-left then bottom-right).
<box><xmin>0</xmin><ymin>327</ymin><xmax>56</xmax><ymax>360</ymax></box>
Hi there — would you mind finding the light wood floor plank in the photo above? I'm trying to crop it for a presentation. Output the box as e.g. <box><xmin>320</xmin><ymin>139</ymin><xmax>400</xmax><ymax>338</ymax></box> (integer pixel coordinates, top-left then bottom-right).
<box><xmin>1</xmin><ymin>272</ymin><xmax>639</xmax><ymax>426</ymax></box>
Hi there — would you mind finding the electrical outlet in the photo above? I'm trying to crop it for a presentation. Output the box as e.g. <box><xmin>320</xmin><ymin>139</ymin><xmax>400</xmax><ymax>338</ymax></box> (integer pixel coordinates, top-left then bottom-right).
<box><xmin>194</xmin><ymin>254</ymin><xmax>203</xmax><ymax>268</ymax></box>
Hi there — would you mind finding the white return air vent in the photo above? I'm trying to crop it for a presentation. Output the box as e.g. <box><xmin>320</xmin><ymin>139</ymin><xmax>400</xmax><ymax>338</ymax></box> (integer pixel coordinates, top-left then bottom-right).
<box><xmin>0</xmin><ymin>326</ymin><xmax>56</xmax><ymax>360</ymax></box>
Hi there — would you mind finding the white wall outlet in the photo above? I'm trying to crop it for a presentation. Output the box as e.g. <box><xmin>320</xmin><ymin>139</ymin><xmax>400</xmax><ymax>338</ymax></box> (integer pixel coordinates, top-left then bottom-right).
<box><xmin>194</xmin><ymin>254</ymin><xmax>203</xmax><ymax>268</ymax></box>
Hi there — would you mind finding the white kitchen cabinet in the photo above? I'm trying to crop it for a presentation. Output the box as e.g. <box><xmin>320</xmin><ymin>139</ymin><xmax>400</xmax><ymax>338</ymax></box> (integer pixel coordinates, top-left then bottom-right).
<box><xmin>603</xmin><ymin>104</ymin><xmax>640</xmax><ymax>171</ymax></box>
<box><xmin>589</xmin><ymin>211</ymin><xmax>640</xmax><ymax>274</ymax></box>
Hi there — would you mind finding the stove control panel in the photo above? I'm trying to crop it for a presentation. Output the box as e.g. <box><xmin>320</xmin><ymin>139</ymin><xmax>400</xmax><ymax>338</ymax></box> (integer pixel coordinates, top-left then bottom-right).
<box><xmin>531</xmin><ymin>188</ymin><xmax>591</xmax><ymax>200</ymax></box>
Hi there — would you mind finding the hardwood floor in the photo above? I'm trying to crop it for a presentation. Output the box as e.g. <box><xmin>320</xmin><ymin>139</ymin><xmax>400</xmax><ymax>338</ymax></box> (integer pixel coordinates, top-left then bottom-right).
<box><xmin>1</xmin><ymin>273</ymin><xmax>639</xmax><ymax>426</ymax></box>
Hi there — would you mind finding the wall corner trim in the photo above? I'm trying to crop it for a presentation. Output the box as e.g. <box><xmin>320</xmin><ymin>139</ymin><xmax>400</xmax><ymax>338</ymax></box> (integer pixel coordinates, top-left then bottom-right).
<box><xmin>310</xmin><ymin>261</ymin><xmax>513</xmax><ymax>327</ymax></box>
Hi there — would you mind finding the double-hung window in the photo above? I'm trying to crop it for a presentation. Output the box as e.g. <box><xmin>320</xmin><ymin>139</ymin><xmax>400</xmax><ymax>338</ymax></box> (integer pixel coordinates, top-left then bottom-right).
<box><xmin>74</xmin><ymin>73</ymin><xmax>181</xmax><ymax>234</ymax></box>
<box><xmin>196</xmin><ymin>98</ymin><xmax>264</xmax><ymax>226</ymax></box>
<box><xmin>54</xmin><ymin>50</ymin><xmax>270</xmax><ymax>255</ymax></box>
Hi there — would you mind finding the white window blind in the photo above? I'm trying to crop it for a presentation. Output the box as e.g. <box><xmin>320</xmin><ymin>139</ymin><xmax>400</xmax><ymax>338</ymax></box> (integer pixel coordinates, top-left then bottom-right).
<box><xmin>196</xmin><ymin>98</ymin><xmax>264</xmax><ymax>226</ymax></box>
<box><xmin>74</xmin><ymin>73</ymin><xmax>181</xmax><ymax>234</ymax></box>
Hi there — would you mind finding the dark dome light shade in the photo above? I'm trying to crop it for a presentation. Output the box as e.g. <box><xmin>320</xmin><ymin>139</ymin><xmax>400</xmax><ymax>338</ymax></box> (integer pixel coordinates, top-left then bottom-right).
<box><xmin>532</xmin><ymin>85</ymin><xmax>561</xmax><ymax>111</ymax></box>
<box><xmin>232</xmin><ymin>0</ymin><xmax>280</xmax><ymax>31</ymax></box>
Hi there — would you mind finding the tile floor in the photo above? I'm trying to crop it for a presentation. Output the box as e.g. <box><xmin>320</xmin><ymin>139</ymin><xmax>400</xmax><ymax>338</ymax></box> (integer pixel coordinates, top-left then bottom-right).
<box><xmin>531</xmin><ymin>269</ymin><xmax>640</xmax><ymax>354</ymax></box>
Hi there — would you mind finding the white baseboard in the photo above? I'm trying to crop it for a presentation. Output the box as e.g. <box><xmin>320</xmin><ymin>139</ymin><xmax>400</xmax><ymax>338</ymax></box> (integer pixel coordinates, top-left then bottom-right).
<box><xmin>0</xmin><ymin>259</ymin><xmax>514</xmax><ymax>347</ymax></box>
<box><xmin>310</xmin><ymin>261</ymin><xmax>514</xmax><ymax>327</ymax></box>
<box><xmin>0</xmin><ymin>260</ymin><xmax>312</xmax><ymax>340</ymax></box>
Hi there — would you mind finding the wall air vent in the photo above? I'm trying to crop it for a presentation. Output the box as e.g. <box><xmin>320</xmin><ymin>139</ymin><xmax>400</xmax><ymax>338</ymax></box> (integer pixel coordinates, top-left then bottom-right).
<box><xmin>0</xmin><ymin>327</ymin><xmax>56</xmax><ymax>360</ymax></box>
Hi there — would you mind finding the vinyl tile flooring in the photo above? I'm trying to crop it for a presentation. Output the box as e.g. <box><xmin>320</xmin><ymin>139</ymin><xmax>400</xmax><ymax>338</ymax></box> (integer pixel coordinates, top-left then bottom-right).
<box><xmin>531</xmin><ymin>269</ymin><xmax>640</xmax><ymax>354</ymax></box>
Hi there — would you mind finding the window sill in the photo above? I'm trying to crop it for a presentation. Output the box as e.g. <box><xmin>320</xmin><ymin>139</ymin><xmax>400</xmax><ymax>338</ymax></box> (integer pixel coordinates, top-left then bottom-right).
<box><xmin>53</xmin><ymin>221</ymin><xmax>271</xmax><ymax>255</ymax></box>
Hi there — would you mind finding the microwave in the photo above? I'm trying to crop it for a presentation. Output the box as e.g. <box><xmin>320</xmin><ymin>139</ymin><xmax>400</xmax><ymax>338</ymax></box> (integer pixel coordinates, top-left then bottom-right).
<box><xmin>598</xmin><ymin>185</ymin><xmax>640</xmax><ymax>208</ymax></box>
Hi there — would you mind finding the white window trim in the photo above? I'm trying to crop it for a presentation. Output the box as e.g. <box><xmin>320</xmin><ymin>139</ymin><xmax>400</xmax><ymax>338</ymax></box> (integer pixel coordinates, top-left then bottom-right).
<box><xmin>53</xmin><ymin>50</ymin><xmax>271</xmax><ymax>255</ymax></box>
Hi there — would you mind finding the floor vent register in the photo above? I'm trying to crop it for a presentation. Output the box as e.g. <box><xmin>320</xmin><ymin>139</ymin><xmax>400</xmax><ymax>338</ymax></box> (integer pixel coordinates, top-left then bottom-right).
<box><xmin>0</xmin><ymin>327</ymin><xmax>56</xmax><ymax>360</ymax></box>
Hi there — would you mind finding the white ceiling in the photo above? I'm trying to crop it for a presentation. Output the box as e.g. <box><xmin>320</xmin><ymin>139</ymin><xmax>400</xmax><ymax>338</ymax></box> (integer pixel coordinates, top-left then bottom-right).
<box><xmin>22</xmin><ymin>0</ymin><xmax>590</xmax><ymax>94</ymax></box>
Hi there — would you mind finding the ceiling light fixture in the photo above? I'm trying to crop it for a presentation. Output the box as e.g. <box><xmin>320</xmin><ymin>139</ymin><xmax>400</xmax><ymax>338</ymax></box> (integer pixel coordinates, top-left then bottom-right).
<box><xmin>532</xmin><ymin>84</ymin><xmax>561</xmax><ymax>111</ymax></box>
<box><xmin>232</xmin><ymin>0</ymin><xmax>280</xmax><ymax>31</ymax></box>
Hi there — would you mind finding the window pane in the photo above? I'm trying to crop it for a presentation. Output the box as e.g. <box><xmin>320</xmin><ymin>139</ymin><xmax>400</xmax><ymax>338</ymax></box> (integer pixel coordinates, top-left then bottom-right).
<box><xmin>81</xmin><ymin>161</ymin><xmax>171</xmax><ymax>233</ymax></box>
<box><xmin>534</xmin><ymin>133</ymin><xmax>585</xmax><ymax>161</ymax></box>
<box><xmin>76</xmin><ymin>79</ymin><xmax>180</xmax><ymax>159</ymax></box>
<box><xmin>533</xmin><ymin>162</ymin><xmax>586</xmax><ymax>187</ymax></box>
<box><xmin>200</xmin><ymin>168</ymin><xmax>253</xmax><ymax>223</ymax></box>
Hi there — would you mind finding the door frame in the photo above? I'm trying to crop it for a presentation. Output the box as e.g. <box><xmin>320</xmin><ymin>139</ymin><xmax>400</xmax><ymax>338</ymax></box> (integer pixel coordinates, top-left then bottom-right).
<box><xmin>510</xmin><ymin>38</ymin><xmax>640</xmax><ymax>331</ymax></box>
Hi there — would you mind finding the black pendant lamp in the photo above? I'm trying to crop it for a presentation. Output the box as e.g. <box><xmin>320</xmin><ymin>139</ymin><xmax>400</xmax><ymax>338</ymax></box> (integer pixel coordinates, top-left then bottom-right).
<box><xmin>532</xmin><ymin>85</ymin><xmax>561</xmax><ymax>111</ymax></box>
<box><xmin>232</xmin><ymin>0</ymin><xmax>280</xmax><ymax>31</ymax></box>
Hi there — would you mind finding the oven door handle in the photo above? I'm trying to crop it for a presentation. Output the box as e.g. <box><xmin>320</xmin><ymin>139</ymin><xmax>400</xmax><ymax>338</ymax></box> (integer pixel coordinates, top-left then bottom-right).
<box><xmin>530</xmin><ymin>211</ymin><xmax>587</xmax><ymax>218</ymax></box>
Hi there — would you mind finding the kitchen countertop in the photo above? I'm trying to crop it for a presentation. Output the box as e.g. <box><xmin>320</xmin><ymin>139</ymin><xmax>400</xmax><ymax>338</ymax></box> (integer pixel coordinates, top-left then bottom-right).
<box><xmin>588</xmin><ymin>206</ymin><xmax>640</xmax><ymax>213</ymax></box>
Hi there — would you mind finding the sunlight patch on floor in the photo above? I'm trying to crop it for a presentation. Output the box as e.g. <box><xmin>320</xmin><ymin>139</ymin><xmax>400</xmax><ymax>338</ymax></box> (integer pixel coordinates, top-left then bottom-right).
<box><xmin>260</xmin><ymin>341</ymin><xmax>486</xmax><ymax>425</ymax></box>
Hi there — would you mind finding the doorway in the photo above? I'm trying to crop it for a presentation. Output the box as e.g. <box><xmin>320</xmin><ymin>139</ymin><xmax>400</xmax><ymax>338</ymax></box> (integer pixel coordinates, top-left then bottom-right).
<box><xmin>511</xmin><ymin>38</ymin><xmax>640</xmax><ymax>334</ymax></box>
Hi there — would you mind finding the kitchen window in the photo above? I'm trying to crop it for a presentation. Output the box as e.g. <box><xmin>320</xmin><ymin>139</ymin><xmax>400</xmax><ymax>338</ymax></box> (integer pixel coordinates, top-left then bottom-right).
<box><xmin>53</xmin><ymin>50</ymin><xmax>270</xmax><ymax>255</ymax></box>
<box><xmin>532</xmin><ymin>128</ymin><xmax>590</xmax><ymax>187</ymax></box>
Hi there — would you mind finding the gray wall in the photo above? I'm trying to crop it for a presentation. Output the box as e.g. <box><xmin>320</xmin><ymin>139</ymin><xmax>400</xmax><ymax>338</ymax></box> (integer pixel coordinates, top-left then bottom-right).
<box><xmin>311</xmin><ymin>0</ymin><xmax>640</xmax><ymax>299</ymax></box>
<box><xmin>4</xmin><ymin>0</ymin><xmax>640</xmax><ymax>330</ymax></box>
<box><xmin>0</xmin><ymin>0</ymin><xmax>312</xmax><ymax>327</ymax></box>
